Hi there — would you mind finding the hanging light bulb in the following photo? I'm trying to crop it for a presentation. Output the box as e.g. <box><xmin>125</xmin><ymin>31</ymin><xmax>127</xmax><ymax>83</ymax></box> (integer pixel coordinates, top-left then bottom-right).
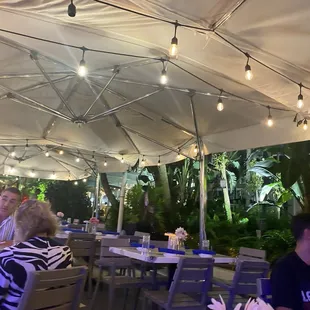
<box><xmin>51</xmin><ymin>172</ymin><xmax>56</xmax><ymax>179</ymax></box>
<box><xmin>141</xmin><ymin>156</ymin><xmax>145</xmax><ymax>166</ymax></box>
<box><xmin>104</xmin><ymin>160</ymin><xmax>107</xmax><ymax>167</ymax></box>
<box><xmin>297</xmin><ymin>83</ymin><xmax>304</xmax><ymax>109</ymax></box>
<box><xmin>15</xmin><ymin>177</ymin><xmax>19</xmax><ymax>181</ymax></box>
<box><xmin>121</xmin><ymin>156</ymin><xmax>124</xmax><ymax>164</ymax></box>
<box><xmin>78</xmin><ymin>48</ymin><xmax>87</xmax><ymax>77</ymax></box>
<box><xmin>30</xmin><ymin>170</ymin><xmax>35</xmax><ymax>177</ymax></box>
<box><xmin>68</xmin><ymin>0</ymin><xmax>76</xmax><ymax>17</ymax></box>
<box><xmin>92</xmin><ymin>151</ymin><xmax>95</xmax><ymax>160</ymax></box>
<box><xmin>267</xmin><ymin>107</ymin><xmax>274</xmax><ymax>127</ymax></box>
<box><xmin>157</xmin><ymin>156</ymin><xmax>161</xmax><ymax>166</ymax></box>
<box><xmin>303</xmin><ymin>119</ymin><xmax>308</xmax><ymax>131</ymax></box>
<box><xmin>217</xmin><ymin>90</ymin><xmax>224</xmax><ymax>111</ymax></box>
<box><xmin>74</xmin><ymin>181</ymin><xmax>78</xmax><ymax>185</ymax></box>
<box><xmin>9</xmin><ymin>166</ymin><xmax>15</xmax><ymax>173</ymax></box>
<box><xmin>177</xmin><ymin>150</ymin><xmax>181</xmax><ymax>159</ymax></box>
<box><xmin>59</xmin><ymin>149</ymin><xmax>64</xmax><ymax>155</ymax></box>
<box><xmin>45</xmin><ymin>151</ymin><xmax>50</xmax><ymax>157</ymax></box>
<box><xmin>160</xmin><ymin>60</ymin><xmax>168</xmax><ymax>85</ymax></box>
<box><xmin>25</xmin><ymin>139</ymin><xmax>29</xmax><ymax>151</ymax></box>
<box><xmin>75</xmin><ymin>157</ymin><xmax>80</xmax><ymax>163</ymax></box>
<box><xmin>10</xmin><ymin>151</ymin><xmax>16</xmax><ymax>157</ymax></box>
<box><xmin>169</xmin><ymin>21</ymin><xmax>179</xmax><ymax>58</ymax></box>
<box><xmin>194</xmin><ymin>145</ymin><xmax>198</xmax><ymax>153</ymax></box>
<box><xmin>83</xmin><ymin>178</ymin><xmax>87</xmax><ymax>183</ymax></box>
<box><xmin>245</xmin><ymin>54</ymin><xmax>253</xmax><ymax>81</ymax></box>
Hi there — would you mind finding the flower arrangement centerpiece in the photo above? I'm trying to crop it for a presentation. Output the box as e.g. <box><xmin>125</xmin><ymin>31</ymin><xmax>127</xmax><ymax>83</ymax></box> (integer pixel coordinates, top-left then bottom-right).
<box><xmin>88</xmin><ymin>217</ymin><xmax>99</xmax><ymax>234</ymax></box>
<box><xmin>56</xmin><ymin>212</ymin><xmax>64</xmax><ymax>219</ymax></box>
<box><xmin>175</xmin><ymin>227</ymin><xmax>188</xmax><ymax>250</ymax></box>
<box><xmin>208</xmin><ymin>296</ymin><xmax>274</xmax><ymax>310</ymax></box>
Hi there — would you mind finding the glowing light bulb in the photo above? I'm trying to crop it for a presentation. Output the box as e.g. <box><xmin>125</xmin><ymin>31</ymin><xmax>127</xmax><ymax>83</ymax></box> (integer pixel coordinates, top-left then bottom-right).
<box><xmin>160</xmin><ymin>69</ymin><xmax>168</xmax><ymax>85</ymax></box>
<box><xmin>10</xmin><ymin>151</ymin><xmax>16</xmax><ymax>157</ymax></box>
<box><xmin>104</xmin><ymin>160</ymin><xmax>107</xmax><ymax>167</ymax></box>
<box><xmin>83</xmin><ymin>178</ymin><xmax>87</xmax><ymax>183</ymax></box>
<box><xmin>303</xmin><ymin>119</ymin><xmax>308</xmax><ymax>130</ymax></box>
<box><xmin>74</xmin><ymin>181</ymin><xmax>78</xmax><ymax>185</ymax></box>
<box><xmin>169</xmin><ymin>37</ymin><xmax>178</xmax><ymax>58</ymax></box>
<box><xmin>245</xmin><ymin>64</ymin><xmax>253</xmax><ymax>81</ymax></box>
<box><xmin>194</xmin><ymin>145</ymin><xmax>198</xmax><ymax>153</ymax></box>
<box><xmin>267</xmin><ymin>115</ymin><xmax>274</xmax><ymax>127</ymax></box>
<box><xmin>177</xmin><ymin>153</ymin><xmax>181</xmax><ymax>159</ymax></box>
<box><xmin>59</xmin><ymin>150</ymin><xmax>64</xmax><ymax>155</ymax></box>
<box><xmin>297</xmin><ymin>94</ymin><xmax>304</xmax><ymax>109</ymax></box>
<box><xmin>78</xmin><ymin>59</ymin><xmax>87</xmax><ymax>77</ymax></box>
<box><xmin>45</xmin><ymin>151</ymin><xmax>49</xmax><ymax>157</ymax></box>
<box><xmin>121</xmin><ymin>157</ymin><xmax>124</xmax><ymax>164</ymax></box>
<box><xmin>217</xmin><ymin>98</ymin><xmax>224</xmax><ymax>111</ymax></box>
<box><xmin>30</xmin><ymin>170</ymin><xmax>35</xmax><ymax>177</ymax></box>
<box><xmin>51</xmin><ymin>172</ymin><xmax>56</xmax><ymax>179</ymax></box>
<box><xmin>9</xmin><ymin>167</ymin><xmax>14</xmax><ymax>173</ymax></box>
<box><xmin>157</xmin><ymin>159</ymin><xmax>161</xmax><ymax>166</ymax></box>
<box><xmin>75</xmin><ymin>157</ymin><xmax>80</xmax><ymax>163</ymax></box>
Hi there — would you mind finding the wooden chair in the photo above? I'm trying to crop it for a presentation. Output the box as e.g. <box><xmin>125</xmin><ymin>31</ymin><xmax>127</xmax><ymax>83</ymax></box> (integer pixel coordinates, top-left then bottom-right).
<box><xmin>257</xmin><ymin>278</ymin><xmax>272</xmax><ymax>303</ymax></box>
<box><xmin>90</xmin><ymin>238</ymin><xmax>149</xmax><ymax>310</ymax></box>
<box><xmin>143</xmin><ymin>257</ymin><xmax>214</xmax><ymax>310</ymax></box>
<box><xmin>238</xmin><ymin>247</ymin><xmax>266</xmax><ymax>261</ymax></box>
<box><xmin>17</xmin><ymin>266</ymin><xmax>87</xmax><ymax>310</ymax></box>
<box><xmin>212</xmin><ymin>260</ymin><xmax>270</xmax><ymax>310</ymax></box>
<box><xmin>66</xmin><ymin>232</ymin><xmax>96</xmax><ymax>296</ymax></box>
<box><xmin>134</xmin><ymin>231</ymin><xmax>150</xmax><ymax>238</ymax></box>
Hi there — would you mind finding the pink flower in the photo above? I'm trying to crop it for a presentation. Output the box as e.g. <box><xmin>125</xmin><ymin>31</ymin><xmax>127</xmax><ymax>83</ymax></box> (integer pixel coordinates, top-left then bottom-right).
<box><xmin>56</xmin><ymin>212</ymin><xmax>64</xmax><ymax>218</ymax></box>
<box><xmin>89</xmin><ymin>217</ymin><xmax>99</xmax><ymax>224</ymax></box>
<box><xmin>175</xmin><ymin>227</ymin><xmax>188</xmax><ymax>241</ymax></box>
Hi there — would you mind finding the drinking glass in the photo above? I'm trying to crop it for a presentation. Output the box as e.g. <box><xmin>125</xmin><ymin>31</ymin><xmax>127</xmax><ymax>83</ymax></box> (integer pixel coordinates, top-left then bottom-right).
<box><xmin>202</xmin><ymin>240</ymin><xmax>210</xmax><ymax>250</ymax></box>
<box><xmin>141</xmin><ymin>235</ymin><xmax>150</xmax><ymax>255</ymax></box>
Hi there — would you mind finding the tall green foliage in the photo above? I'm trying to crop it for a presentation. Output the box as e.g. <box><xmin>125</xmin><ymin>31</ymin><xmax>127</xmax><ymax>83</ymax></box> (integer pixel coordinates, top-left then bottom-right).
<box><xmin>45</xmin><ymin>181</ymin><xmax>91</xmax><ymax>221</ymax></box>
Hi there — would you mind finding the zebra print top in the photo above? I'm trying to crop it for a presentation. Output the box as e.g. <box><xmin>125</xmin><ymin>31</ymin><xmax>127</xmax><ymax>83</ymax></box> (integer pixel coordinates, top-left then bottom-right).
<box><xmin>0</xmin><ymin>236</ymin><xmax>72</xmax><ymax>309</ymax></box>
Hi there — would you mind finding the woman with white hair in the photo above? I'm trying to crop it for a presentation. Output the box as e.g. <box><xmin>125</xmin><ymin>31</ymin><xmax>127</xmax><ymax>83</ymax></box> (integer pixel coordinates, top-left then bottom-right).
<box><xmin>0</xmin><ymin>200</ymin><xmax>72</xmax><ymax>309</ymax></box>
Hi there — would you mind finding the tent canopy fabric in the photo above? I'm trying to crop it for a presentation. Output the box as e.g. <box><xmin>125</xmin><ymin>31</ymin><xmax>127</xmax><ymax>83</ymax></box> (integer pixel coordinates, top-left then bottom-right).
<box><xmin>0</xmin><ymin>0</ymin><xmax>308</xmax><ymax>167</ymax></box>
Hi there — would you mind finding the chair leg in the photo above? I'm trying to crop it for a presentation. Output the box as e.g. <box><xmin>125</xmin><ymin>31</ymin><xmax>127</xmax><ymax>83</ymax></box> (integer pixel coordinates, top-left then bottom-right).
<box><xmin>227</xmin><ymin>291</ymin><xmax>235</xmax><ymax>310</ymax></box>
<box><xmin>89</xmin><ymin>267</ymin><xmax>102</xmax><ymax>310</ymax></box>
<box><xmin>133</xmin><ymin>288</ymin><xmax>141</xmax><ymax>310</ymax></box>
<box><xmin>123</xmin><ymin>288</ymin><xmax>129</xmax><ymax>310</ymax></box>
<box><xmin>88</xmin><ymin>265</ymin><xmax>93</xmax><ymax>298</ymax></box>
<box><xmin>108</xmin><ymin>285</ymin><xmax>115</xmax><ymax>310</ymax></box>
<box><xmin>142</xmin><ymin>294</ymin><xmax>148</xmax><ymax>310</ymax></box>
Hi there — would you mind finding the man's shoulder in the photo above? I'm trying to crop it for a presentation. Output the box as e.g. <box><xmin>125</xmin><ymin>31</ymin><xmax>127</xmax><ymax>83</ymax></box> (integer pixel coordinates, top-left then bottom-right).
<box><xmin>272</xmin><ymin>252</ymin><xmax>297</xmax><ymax>271</ymax></box>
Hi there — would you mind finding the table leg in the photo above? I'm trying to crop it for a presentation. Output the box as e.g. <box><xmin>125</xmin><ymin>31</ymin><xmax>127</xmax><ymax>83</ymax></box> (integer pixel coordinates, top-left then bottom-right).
<box><xmin>167</xmin><ymin>264</ymin><xmax>177</xmax><ymax>290</ymax></box>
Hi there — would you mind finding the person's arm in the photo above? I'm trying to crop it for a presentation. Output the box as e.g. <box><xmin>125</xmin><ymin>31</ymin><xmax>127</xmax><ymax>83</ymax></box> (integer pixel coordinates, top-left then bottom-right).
<box><xmin>271</xmin><ymin>262</ymin><xmax>294</xmax><ymax>310</ymax></box>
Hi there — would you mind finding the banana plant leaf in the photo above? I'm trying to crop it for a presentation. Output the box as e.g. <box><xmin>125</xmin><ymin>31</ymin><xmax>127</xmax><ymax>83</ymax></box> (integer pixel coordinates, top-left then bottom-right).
<box><xmin>259</xmin><ymin>182</ymin><xmax>281</xmax><ymax>202</ymax></box>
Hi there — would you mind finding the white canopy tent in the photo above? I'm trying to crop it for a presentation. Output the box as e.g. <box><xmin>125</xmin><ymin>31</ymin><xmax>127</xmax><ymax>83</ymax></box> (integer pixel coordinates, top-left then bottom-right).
<box><xmin>0</xmin><ymin>0</ymin><xmax>309</xmax><ymax>241</ymax></box>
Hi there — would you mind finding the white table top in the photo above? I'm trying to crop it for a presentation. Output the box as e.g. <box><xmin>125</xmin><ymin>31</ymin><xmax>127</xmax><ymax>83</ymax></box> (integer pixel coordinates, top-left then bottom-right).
<box><xmin>109</xmin><ymin>247</ymin><xmax>236</xmax><ymax>264</ymax></box>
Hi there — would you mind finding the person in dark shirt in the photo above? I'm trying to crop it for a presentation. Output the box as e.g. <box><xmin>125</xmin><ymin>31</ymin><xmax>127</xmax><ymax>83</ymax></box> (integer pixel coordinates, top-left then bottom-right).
<box><xmin>271</xmin><ymin>213</ymin><xmax>310</xmax><ymax>310</ymax></box>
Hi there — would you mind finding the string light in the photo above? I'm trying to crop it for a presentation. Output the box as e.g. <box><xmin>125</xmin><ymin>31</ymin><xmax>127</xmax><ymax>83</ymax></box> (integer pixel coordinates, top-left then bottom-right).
<box><xmin>169</xmin><ymin>21</ymin><xmax>179</xmax><ymax>58</ymax></box>
<box><xmin>92</xmin><ymin>151</ymin><xmax>95</xmax><ymax>160</ymax></box>
<box><xmin>25</xmin><ymin>139</ymin><xmax>29</xmax><ymax>151</ymax></box>
<box><xmin>9</xmin><ymin>167</ymin><xmax>15</xmax><ymax>173</ymax></box>
<box><xmin>51</xmin><ymin>172</ymin><xmax>56</xmax><ymax>179</ymax></box>
<box><xmin>177</xmin><ymin>150</ymin><xmax>181</xmax><ymax>159</ymax></box>
<box><xmin>10</xmin><ymin>151</ymin><xmax>16</xmax><ymax>157</ymax></box>
<box><xmin>45</xmin><ymin>151</ymin><xmax>50</xmax><ymax>157</ymax></box>
<box><xmin>75</xmin><ymin>157</ymin><xmax>80</xmax><ymax>163</ymax></box>
<box><xmin>297</xmin><ymin>83</ymin><xmax>304</xmax><ymax>109</ymax></box>
<box><xmin>245</xmin><ymin>54</ymin><xmax>253</xmax><ymax>81</ymax></box>
<box><xmin>303</xmin><ymin>119</ymin><xmax>308</xmax><ymax>131</ymax></box>
<box><xmin>160</xmin><ymin>61</ymin><xmax>168</xmax><ymax>85</ymax></box>
<box><xmin>157</xmin><ymin>156</ymin><xmax>161</xmax><ymax>166</ymax></box>
<box><xmin>121</xmin><ymin>156</ymin><xmax>124</xmax><ymax>164</ymax></box>
<box><xmin>59</xmin><ymin>149</ymin><xmax>64</xmax><ymax>155</ymax></box>
<box><xmin>194</xmin><ymin>145</ymin><xmax>198</xmax><ymax>153</ymax></box>
<box><xmin>68</xmin><ymin>0</ymin><xmax>76</xmax><ymax>17</ymax></box>
<box><xmin>83</xmin><ymin>178</ymin><xmax>87</xmax><ymax>183</ymax></box>
<box><xmin>78</xmin><ymin>48</ymin><xmax>87</xmax><ymax>77</ymax></box>
<box><xmin>141</xmin><ymin>155</ymin><xmax>145</xmax><ymax>166</ymax></box>
<box><xmin>30</xmin><ymin>170</ymin><xmax>36</xmax><ymax>177</ymax></box>
<box><xmin>217</xmin><ymin>91</ymin><xmax>224</xmax><ymax>111</ymax></box>
<box><xmin>74</xmin><ymin>181</ymin><xmax>78</xmax><ymax>185</ymax></box>
<box><xmin>267</xmin><ymin>107</ymin><xmax>274</xmax><ymax>127</ymax></box>
<box><xmin>104</xmin><ymin>159</ymin><xmax>107</xmax><ymax>167</ymax></box>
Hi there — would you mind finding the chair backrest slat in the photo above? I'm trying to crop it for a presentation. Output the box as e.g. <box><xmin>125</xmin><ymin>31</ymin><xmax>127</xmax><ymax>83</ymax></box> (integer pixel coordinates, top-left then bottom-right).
<box><xmin>168</xmin><ymin>257</ymin><xmax>214</xmax><ymax>307</ymax></box>
<box><xmin>100</xmin><ymin>238</ymin><xmax>130</xmax><ymax>258</ymax></box>
<box><xmin>232</xmin><ymin>260</ymin><xmax>269</xmax><ymax>295</ymax></box>
<box><xmin>239</xmin><ymin>247</ymin><xmax>266</xmax><ymax>261</ymax></box>
<box><xmin>66</xmin><ymin>233</ymin><xmax>96</xmax><ymax>260</ymax></box>
<box><xmin>17</xmin><ymin>266</ymin><xmax>87</xmax><ymax>310</ymax></box>
<box><xmin>134</xmin><ymin>231</ymin><xmax>150</xmax><ymax>237</ymax></box>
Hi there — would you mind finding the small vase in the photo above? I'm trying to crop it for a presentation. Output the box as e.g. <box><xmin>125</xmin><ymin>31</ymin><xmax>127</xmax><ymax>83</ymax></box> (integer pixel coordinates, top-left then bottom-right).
<box><xmin>89</xmin><ymin>223</ymin><xmax>97</xmax><ymax>234</ymax></box>
<box><xmin>177</xmin><ymin>239</ymin><xmax>185</xmax><ymax>251</ymax></box>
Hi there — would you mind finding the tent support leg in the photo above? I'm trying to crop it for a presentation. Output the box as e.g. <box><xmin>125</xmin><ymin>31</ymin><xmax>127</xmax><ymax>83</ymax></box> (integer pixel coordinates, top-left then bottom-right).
<box><xmin>199</xmin><ymin>155</ymin><xmax>207</xmax><ymax>248</ymax></box>
<box><xmin>117</xmin><ymin>171</ymin><xmax>128</xmax><ymax>233</ymax></box>
<box><xmin>95</xmin><ymin>173</ymin><xmax>101</xmax><ymax>218</ymax></box>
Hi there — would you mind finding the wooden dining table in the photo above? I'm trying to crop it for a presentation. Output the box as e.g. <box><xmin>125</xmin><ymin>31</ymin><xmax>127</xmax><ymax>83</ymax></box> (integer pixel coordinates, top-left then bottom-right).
<box><xmin>109</xmin><ymin>246</ymin><xmax>235</xmax><ymax>289</ymax></box>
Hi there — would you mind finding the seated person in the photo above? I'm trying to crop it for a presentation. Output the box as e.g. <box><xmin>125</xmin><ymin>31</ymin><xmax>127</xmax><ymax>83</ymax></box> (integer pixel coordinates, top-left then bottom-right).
<box><xmin>271</xmin><ymin>213</ymin><xmax>310</xmax><ymax>310</ymax></box>
<box><xmin>0</xmin><ymin>200</ymin><xmax>72</xmax><ymax>309</ymax></box>
<box><xmin>0</xmin><ymin>187</ymin><xmax>21</xmax><ymax>242</ymax></box>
